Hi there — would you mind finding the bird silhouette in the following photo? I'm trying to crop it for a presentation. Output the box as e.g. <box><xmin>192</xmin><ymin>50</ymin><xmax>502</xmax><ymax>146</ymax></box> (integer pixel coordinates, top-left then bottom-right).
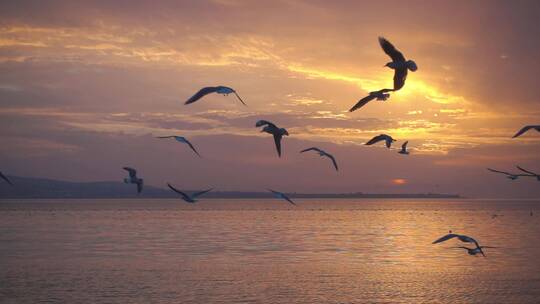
<box><xmin>256</xmin><ymin>120</ymin><xmax>289</xmax><ymax>157</ymax></box>
<box><xmin>185</xmin><ymin>86</ymin><xmax>246</xmax><ymax>105</ymax></box>
<box><xmin>167</xmin><ymin>183</ymin><xmax>213</xmax><ymax>203</ymax></box>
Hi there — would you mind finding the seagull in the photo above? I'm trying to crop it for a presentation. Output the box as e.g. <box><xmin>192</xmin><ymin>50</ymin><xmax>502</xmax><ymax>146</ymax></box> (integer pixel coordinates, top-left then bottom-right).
<box><xmin>123</xmin><ymin>167</ymin><xmax>143</xmax><ymax>193</ymax></box>
<box><xmin>156</xmin><ymin>136</ymin><xmax>201</xmax><ymax>157</ymax></box>
<box><xmin>454</xmin><ymin>246</ymin><xmax>496</xmax><ymax>256</ymax></box>
<box><xmin>256</xmin><ymin>120</ymin><xmax>289</xmax><ymax>157</ymax></box>
<box><xmin>300</xmin><ymin>147</ymin><xmax>339</xmax><ymax>171</ymax></box>
<box><xmin>0</xmin><ymin>171</ymin><xmax>13</xmax><ymax>186</ymax></box>
<box><xmin>512</xmin><ymin>125</ymin><xmax>540</xmax><ymax>138</ymax></box>
<box><xmin>432</xmin><ymin>232</ymin><xmax>485</xmax><ymax>256</ymax></box>
<box><xmin>516</xmin><ymin>165</ymin><xmax>540</xmax><ymax>181</ymax></box>
<box><xmin>487</xmin><ymin>168</ymin><xmax>525</xmax><ymax>180</ymax></box>
<box><xmin>184</xmin><ymin>86</ymin><xmax>246</xmax><ymax>106</ymax></box>
<box><xmin>398</xmin><ymin>141</ymin><xmax>409</xmax><ymax>155</ymax></box>
<box><xmin>167</xmin><ymin>183</ymin><xmax>213</xmax><ymax>203</ymax></box>
<box><xmin>365</xmin><ymin>134</ymin><xmax>396</xmax><ymax>148</ymax></box>
<box><xmin>349</xmin><ymin>89</ymin><xmax>391</xmax><ymax>112</ymax></box>
<box><xmin>268</xmin><ymin>189</ymin><xmax>296</xmax><ymax>205</ymax></box>
<box><xmin>379</xmin><ymin>37</ymin><xmax>417</xmax><ymax>91</ymax></box>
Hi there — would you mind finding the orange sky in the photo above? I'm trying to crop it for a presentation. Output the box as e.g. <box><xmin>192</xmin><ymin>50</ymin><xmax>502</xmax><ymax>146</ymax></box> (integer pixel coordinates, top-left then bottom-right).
<box><xmin>0</xmin><ymin>0</ymin><xmax>539</xmax><ymax>197</ymax></box>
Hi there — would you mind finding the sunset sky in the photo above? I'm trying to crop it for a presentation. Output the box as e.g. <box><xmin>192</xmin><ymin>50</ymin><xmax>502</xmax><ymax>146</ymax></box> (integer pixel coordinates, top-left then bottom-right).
<box><xmin>1</xmin><ymin>0</ymin><xmax>539</xmax><ymax>197</ymax></box>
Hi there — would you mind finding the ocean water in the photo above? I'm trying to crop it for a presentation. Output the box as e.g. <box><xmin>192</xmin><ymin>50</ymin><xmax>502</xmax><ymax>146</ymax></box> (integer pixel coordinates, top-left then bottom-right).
<box><xmin>1</xmin><ymin>198</ymin><xmax>539</xmax><ymax>304</ymax></box>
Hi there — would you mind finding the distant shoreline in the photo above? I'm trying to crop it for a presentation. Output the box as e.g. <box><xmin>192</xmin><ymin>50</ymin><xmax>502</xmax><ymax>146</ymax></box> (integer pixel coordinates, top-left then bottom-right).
<box><xmin>0</xmin><ymin>175</ymin><xmax>460</xmax><ymax>199</ymax></box>
<box><xmin>0</xmin><ymin>194</ymin><xmax>461</xmax><ymax>200</ymax></box>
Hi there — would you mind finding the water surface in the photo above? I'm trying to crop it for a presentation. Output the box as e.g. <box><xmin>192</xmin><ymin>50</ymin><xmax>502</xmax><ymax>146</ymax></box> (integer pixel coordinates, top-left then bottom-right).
<box><xmin>1</xmin><ymin>199</ymin><xmax>539</xmax><ymax>303</ymax></box>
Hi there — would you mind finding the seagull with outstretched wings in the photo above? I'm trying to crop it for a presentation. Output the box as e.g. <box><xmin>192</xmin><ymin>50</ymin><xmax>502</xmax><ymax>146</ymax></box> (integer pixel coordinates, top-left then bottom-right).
<box><xmin>268</xmin><ymin>189</ymin><xmax>296</xmax><ymax>206</ymax></box>
<box><xmin>167</xmin><ymin>183</ymin><xmax>213</xmax><ymax>203</ymax></box>
<box><xmin>157</xmin><ymin>135</ymin><xmax>201</xmax><ymax>157</ymax></box>
<box><xmin>185</xmin><ymin>86</ymin><xmax>246</xmax><ymax>105</ymax></box>
<box><xmin>516</xmin><ymin>165</ymin><xmax>540</xmax><ymax>181</ymax></box>
<box><xmin>300</xmin><ymin>147</ymin><xmax>339</xmax><ymax>171</ymax></box>
<box><xmin>365</xmin><ymin>134</ymin><xmax>396</xmax><ymax>148</ymax></box>
<box><xmin>487</xmin><ymin>168</ymin><xmax>525</xmax><ymax>180</ymax></box>
<box><xmin>349</xmin><ymin>89</ymin><xmax>391</xmax><ymax>112</ymax></box>
<box><xmin>512</xmin><ymin>125</ymin><xmax>540</xmax><ymax>138</ymax></box>
<box><xmin>379</xmin><ymin>37</ymin><xmax>417</xmax><ymax>91</ymax></box>
<box><xmin>433</xmin><ymin>232</ymin><xmax>486</xmax><ymax>257</ymax></box>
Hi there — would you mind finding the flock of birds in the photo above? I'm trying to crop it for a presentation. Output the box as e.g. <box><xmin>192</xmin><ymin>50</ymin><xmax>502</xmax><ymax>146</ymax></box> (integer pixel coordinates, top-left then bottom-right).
<box><xmin>117</xmin><ymin>37</ymin><xmax>419</xmax><ymax>204</ymax></box>
<box><xmin>485</xmin><ymin>127</ymin><xmax>540</xmax><ymax>181</ymax></box>
<box><xmin>1</xmin><ymin>37</ymin><xmax>539</xmax><ymax>257</ymax></box>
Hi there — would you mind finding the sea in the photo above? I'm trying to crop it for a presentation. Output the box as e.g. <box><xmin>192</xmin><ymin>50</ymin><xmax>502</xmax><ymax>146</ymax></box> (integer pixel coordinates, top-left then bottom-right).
<box><xmin>1</xmin><ymin>198</ymin><xmax>539</xmax><ymax>304</ymax></box>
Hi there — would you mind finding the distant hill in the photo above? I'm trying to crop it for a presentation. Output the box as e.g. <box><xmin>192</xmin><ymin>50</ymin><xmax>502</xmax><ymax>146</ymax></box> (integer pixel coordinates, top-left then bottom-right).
<box><xmin>0</xmin><ymin>175</ymin><xmax>460</xmax><ymax>199</ymax></box>
<box><xmin>0</xmin><ymin>176</ymin><xmax>174</xmax><ymax>198</ymax></box>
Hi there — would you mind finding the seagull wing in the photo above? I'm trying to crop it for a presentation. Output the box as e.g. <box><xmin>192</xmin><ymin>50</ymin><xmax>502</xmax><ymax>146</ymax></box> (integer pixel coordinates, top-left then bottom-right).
<box><xmin>156</xmin><ymin>136</ymin><xmax>175</xmax><ymax>139</ymax></box>
<box><xmin>379</xmin><ymin>37</ymin><xmax>406</xmax><ymax>62</ymax></box>
<box><xmin>349</xmin><ymin>95</ymin><xmax>377</xmax><ymax>112</ymax></box>
<box><xmin>268</xmin><ymin>189</ymin><xmax>280</xmax><ymax>196</ymax></box>
<box><xmin>281</xmin><ymin>193</ymin><xmax>296</xmax><ymax>205</ymax></box>
<box><xmin>401</xmin><ymin>141</ymin><xmax>408</xmax><ymax>151</ymax></box>
<box><xmin>487</xmin><ymin>168</ymin><xmax>513</xmax><ymax>176</ymax></box>
<box><xmin>393</xmin><ymin>67</ymin><xmax>408</xmax><ymax>91</ymax></box>
<box><xmin>0</xmin><ymin>171</ymin><xmax>13</xmax><ymax>186</ymax></box>
<box><xmin>185</xmin><ymin>87</ymin><xmax>219</xmax><ymax>105</ymax></box>
<box><xmin>192</xmin><ymin>188</ymin><xmax>213</xmax><ymax>198</ymax></box>
<box><xmin>516</xmin><ymin>165</ymin><xmax>537</xmax><ymax>175</ymax></box>
<box><xmin>432</xmin><ymin>233</ymin><xmax>459</xmax><ymax>244</ymax></box>
<box><xmin>300</xmin><ymin>147</ymin><xmax>321</xmax><ymax>153</ymax></box>
<box><xmin>137</xmin><ymin>180</ymin><xmax>143</xmax><ymax>193</ymax></box>
<box><xmin>365</xmin><ymin>135</ymin><xmax>386</xmax><ymax>145</ymax></box>
<box><xmin>325</xmin><ymin>153</ymin><xmax>339</xmax><ymax>171</ymax></box>
<box><xmin>233</xmin><ymin>91</ymin><xmax>247</xmax><ymax>106</ymax></box>
<box><xmin>182</xmin><ymin>138</ymin><xmax>201</xmax><ymax>157</ymax></box>
<box><xmin>167</xmin><ymin>183</ymin><xmax>191</xmax><ymax>201</ymax></box>
<box><xmin>123</xmin><ymin>167</ymin><xmax>137</xmax><ymax>178</ymax></box>
<box><xmin>255</xmin><ymin>120</ymin><xmax>277</xmax><ymax>128</ymax></box>
<box><xmin>268</xmin><ymin>189</ymin><xmax>296</xmax><ymax>205</ymax></box>
<box><xmin>512</xmin><ymin>125</ymin><xmax>534</xmax><ymax>138</ymax></box>
<box><xmin>273</xmin><ymin>134</ymin><xmax>283</xmax><ymax>157</ymax></box>
<box><xmin>477</xmin><ymin>247</ymin><xmax>486</xmax><ymax>257</ymax></box>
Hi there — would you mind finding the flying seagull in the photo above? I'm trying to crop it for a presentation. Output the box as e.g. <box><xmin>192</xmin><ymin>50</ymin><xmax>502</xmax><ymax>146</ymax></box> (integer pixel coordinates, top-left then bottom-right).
<box><xmin>516</xmin><ymin>165</ymin><xmax>540</xmax><ymax>181</ymax></box>
<box><xmin>487</xmin><ymin>168</ymin><xmax>525</xmax><ymax>180</ymax></box>
<box><xmin>268</xmin><ymin>189</ymin><xmax>296</xmax><ymax>205</ymax></box>
<box><xmin>0</xmin><ymin>171</ymin><xmax>13</xmax><ymax>186</ymax></box>
<box><xmin>512</xmin><ymin>125</ymin><xmax>540</xmax><ymax>138</ymax></box>
<box><xmin>454</xmin><ymin>246</ymin><xmax>496</xmax><ymax>256</ymax></box>
<box><xmin>123</xmin><ymin>167</ymin><xmax>143</xmax><ymax>193</ymax></box>
<box><xmin>167</xmin><ymin>183</ymin><xmax>213</xmax><ymax>203</ymax></box>
<box><xmin>398</xmin><ymin>141</ymin><xmax>409</xmax><ymax>155</ymax></box>
<box><xmin>365</xmin><ymin>134</ymin><xmax>396</xmax><ymax>148</ymax></box>
<box><xmin>185</xmin><ymin>86</ymin><xmax>246</xmax><ymax>106</ymax></box>
<box><xmin>379</xmin><ymin>37</ymin><xmax>417</xmax><ymax>91</ymax></box>
<box><xmin>300</xmin><ymin>147</ymin><xmax>339</xmax><ymax>171</ymax></box>
<box><xmin>156</xmin><ymin>136</ymin><xmax>201</xmax><ymax>157</ymax></box>
<box><xmin>256</xmin><ymin>120</ymin><xmax>289</xmax><ymax>157</ymax></box>
<box><xmin>432</xmin><ymin>232</ymin><xmax>485</xmax><ymax>257</ymax></box>
<box><xmin>349</xmin><ymin>89</ymin><xmax>391</xmax><ymax>112</ymax></box>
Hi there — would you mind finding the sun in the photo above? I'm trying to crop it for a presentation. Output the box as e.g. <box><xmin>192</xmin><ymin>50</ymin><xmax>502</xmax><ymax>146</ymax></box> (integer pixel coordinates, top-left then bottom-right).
<box><xmin>392</xmin><ymin>178</ymin><xmax>407</xmax><ymax>185</ymax></box>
